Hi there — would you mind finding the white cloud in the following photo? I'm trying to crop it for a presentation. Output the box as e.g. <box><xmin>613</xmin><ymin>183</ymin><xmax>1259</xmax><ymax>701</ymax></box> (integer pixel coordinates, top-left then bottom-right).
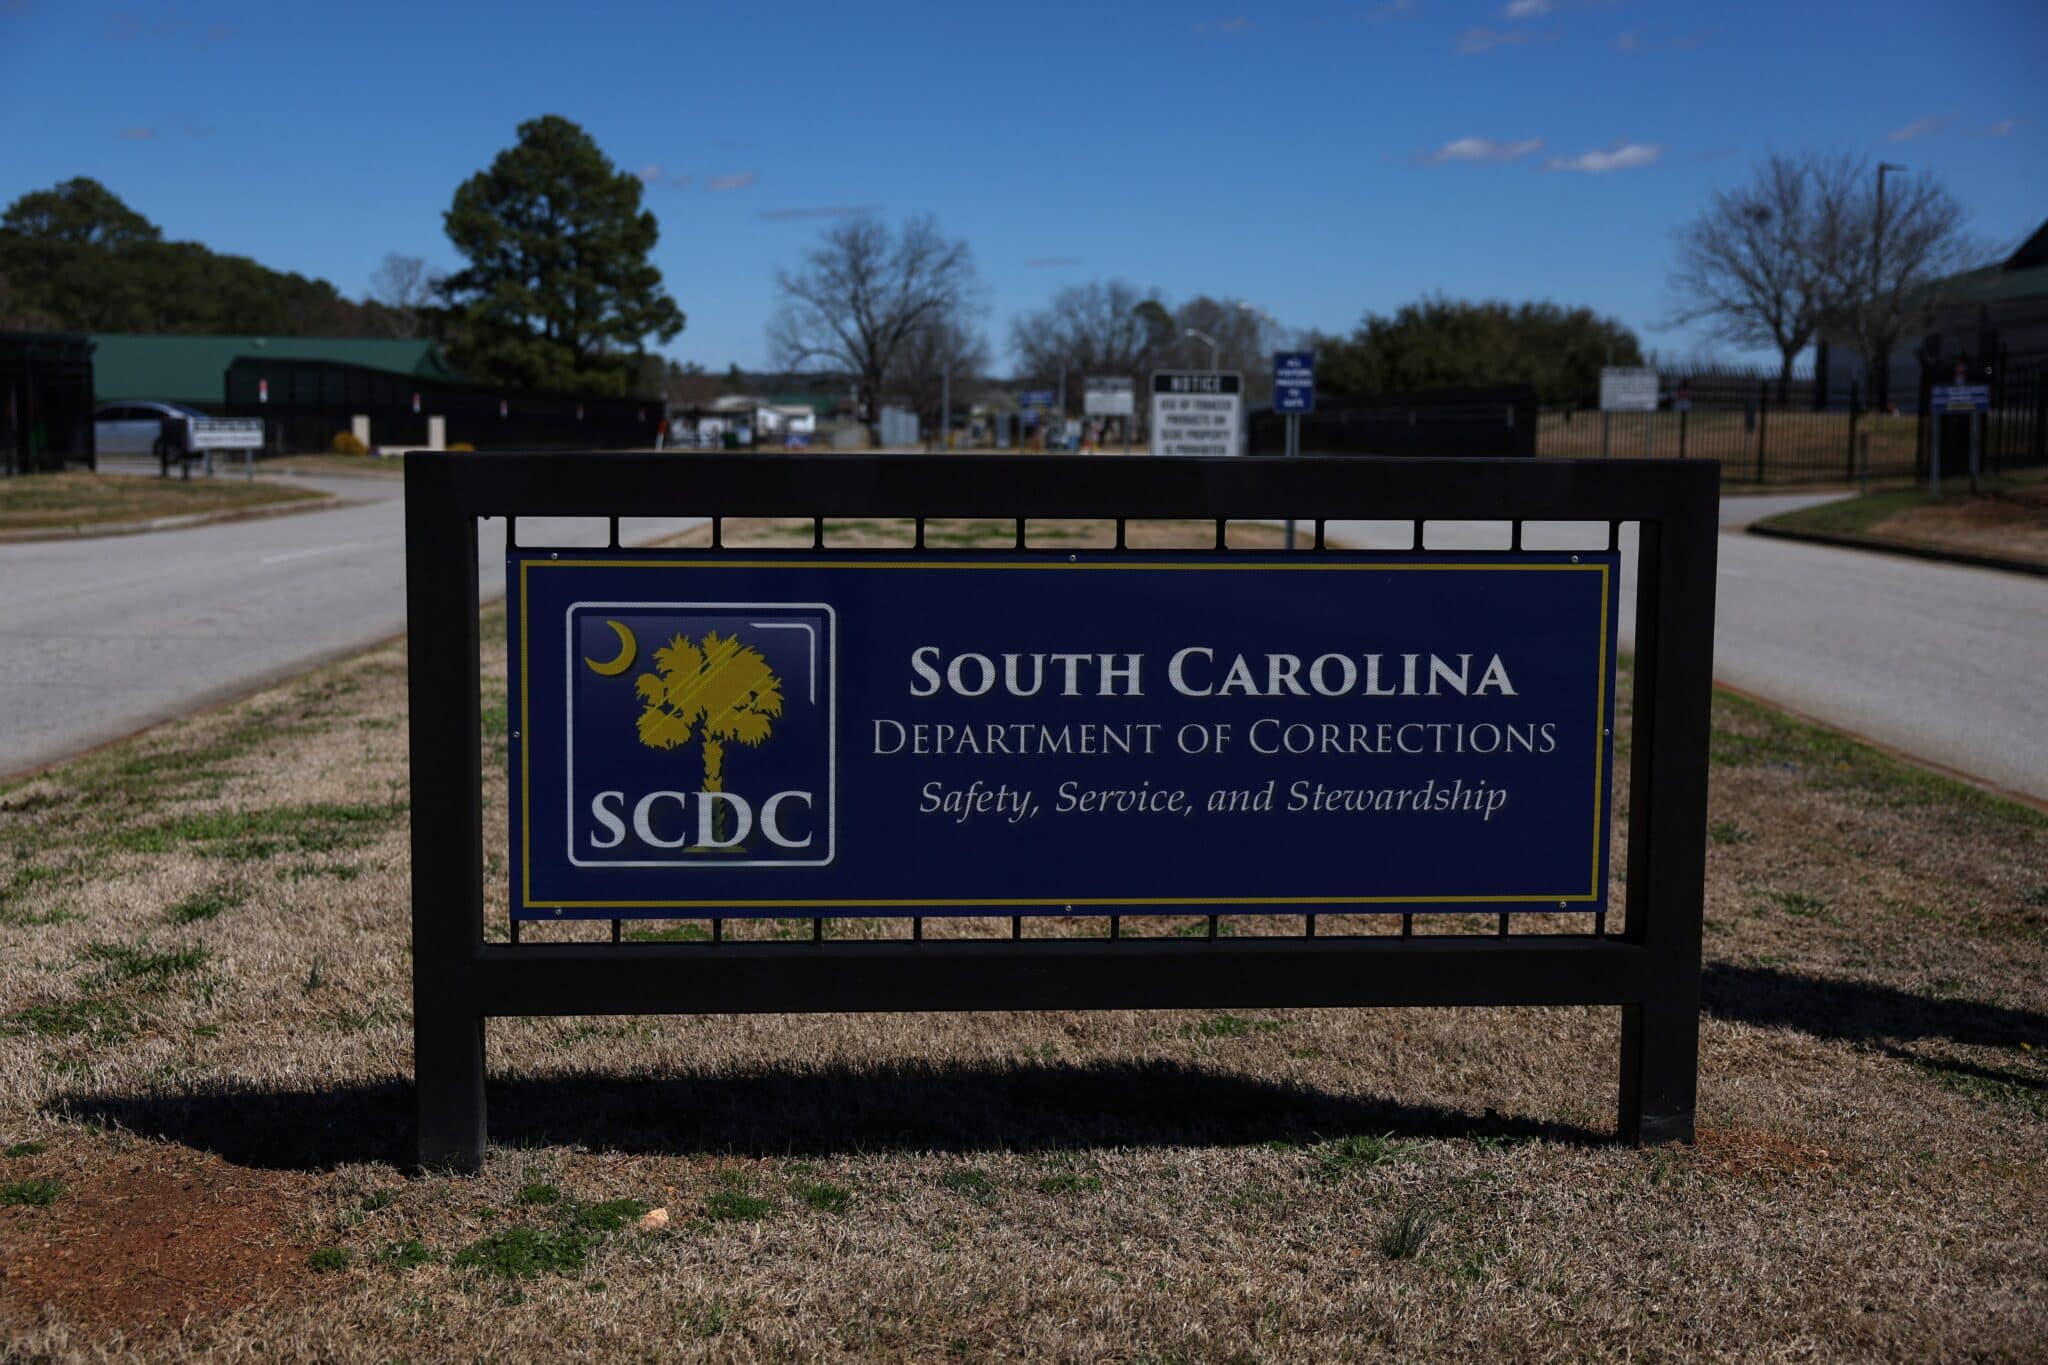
<box><xmin>1421</xmin><ymin>136</ymin><xmax>1544</xmax><ymax>165</ymax></box>
<box><xmin>1888</xmin><ymin>113</ymin><xmax>1952</xmax><ymax>143</ymax></box>
<box><xmin>1543</xmin><ymin>142</ymin><xmax>1662</xmax><ymax>173</ymax></box>
<box><xmin>636</xmin><ymin>163</ymin><xmax>693</xmax><ymax>189</ymax></box>
<box><xmin>1458</xmin><ymin>26</ymin><xmax>1528</xmax><ymax>53</ymax></box>
<box><xmin>706</xmin><ymin>171</ymin><xmax>758</xmax><ymax>192</ymax></box>
<box><xmin>1504</xmin><ymin>0</ymin><xmax>1552</xmax><ymax>16</ymax></box>
<box><xmin>1987</xmin><ymin>118</ymin><xmax>2018</xmax><ymax>137</ymax></box>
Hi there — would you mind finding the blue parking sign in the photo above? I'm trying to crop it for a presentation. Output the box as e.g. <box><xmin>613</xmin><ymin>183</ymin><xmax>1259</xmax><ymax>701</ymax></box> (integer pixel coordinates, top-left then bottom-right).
<box><xmin>1274</xmin><ymin>352</ymin><xmax>1315</xmax><ymax>414</ymax></box>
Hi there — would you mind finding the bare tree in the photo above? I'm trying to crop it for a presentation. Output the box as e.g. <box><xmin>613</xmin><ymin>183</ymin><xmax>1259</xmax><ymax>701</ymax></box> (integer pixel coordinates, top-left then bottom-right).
<box><xmin>1667</xmin><ymin>153</ymin><xmax>1856</xmax><ymax>397</ymax></box>
<box><xmin>1823</xmin><ymin>169</ymin><xmax>1974</xmax><ymax>410</ymax></box>
<box><xmin>888</xmin><ymin>313</ymin><xmax>989</xmax><ymax>442</ymax></box>
<box><xmin>1010</xmin><ymin>280</ymin><xmax>1162</xmax><ymax>409</ymax></box>
<box><xmin>368</xmin><ymin>252</ymin><xmax>439</xmax><ymax>337</ymax></box>
<box><xmin>767</xmin><ymin>215</ymin><xmax>981</xmax><ymax>433</ymax></box>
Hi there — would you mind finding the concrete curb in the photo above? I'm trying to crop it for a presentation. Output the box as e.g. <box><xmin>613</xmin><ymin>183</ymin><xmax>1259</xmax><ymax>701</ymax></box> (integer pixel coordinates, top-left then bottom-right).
<box><xmin>1747</xmin><ymin>520</ymin><xmax>2048</xmax><ymax>579</ymax></box>
<box><xmin>0</xmin><ymin>491</ymin><xmax>344</xmax><ymax>545</ymax></box>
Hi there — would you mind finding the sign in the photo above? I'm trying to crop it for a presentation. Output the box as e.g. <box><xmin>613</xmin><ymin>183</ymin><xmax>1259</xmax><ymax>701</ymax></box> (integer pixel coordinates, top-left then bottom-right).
<box><xmin>1150</xmin><ymin>371</ymin><xmax>1244</xmax><ymax>457</ymax></box>
<box><xmin>1084</xmin><ymin>377</ymin><xmax>1134</xmax><ymax>417</ymax></box>
<box><xmin>1273</xmin><ymin>351</ymin><xmax>1315</xmax><ymax>415</ymax></box>
<box><xmin>1017</xmin><ymin>390</ymin><xmax>1056</xmax><ymax>410</ymax></box>
<box><xmin>1930</xmin><ymin>384</ymin><xmax>1991</xmax><ymax>413</ymax></box>
<box><xmin>1599</xmin><ymin>367</ymin><xmax>1659</xmax><ymax>413</ymax></box>
<box><xmin>506</xmin><ymin>551</ymin><xmax>1619</xmax><ymax>919</ymax></box>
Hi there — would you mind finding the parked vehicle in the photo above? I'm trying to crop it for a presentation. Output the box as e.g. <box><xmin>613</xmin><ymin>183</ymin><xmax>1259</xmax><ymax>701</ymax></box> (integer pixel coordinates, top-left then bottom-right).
<box><xmin>93</xmin><ymin>401</ymin><xmax>265</xmax><ymax>477</ymax></box>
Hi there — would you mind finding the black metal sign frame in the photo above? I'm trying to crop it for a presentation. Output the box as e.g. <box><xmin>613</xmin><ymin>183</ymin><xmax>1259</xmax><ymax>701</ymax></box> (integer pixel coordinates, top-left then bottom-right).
<box><xmin>406</xmin><ymin>453</ymin><xmax>1718</xmax><ymax>1172</ymax></box>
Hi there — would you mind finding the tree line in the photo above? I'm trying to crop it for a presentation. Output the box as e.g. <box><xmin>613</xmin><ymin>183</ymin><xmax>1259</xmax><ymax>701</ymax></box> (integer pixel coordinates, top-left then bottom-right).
<box><xmin>2</xmin><ymin>121</ymin><xmax>1981</xmax><ymax>418</ymax></box>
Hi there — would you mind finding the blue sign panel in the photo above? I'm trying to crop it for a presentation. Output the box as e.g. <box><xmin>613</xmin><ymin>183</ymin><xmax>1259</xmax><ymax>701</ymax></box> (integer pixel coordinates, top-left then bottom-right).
<box><xmin>508</xmin><ymin>552</ymin><xmax>1618</xmax><ymax>919</ymax></box>
<box><xmin>1274</xmin><ymin>351</ymin><xmax>1315</xmax><ymax>414</ymax></box>
<box><xmin>1930</xmin><ymin>384</ymin><xmax>1991</xmax><ymax>413</ymax></box>
<box><xmin>1017</xmin><ymin>390</ymin><xmax>1056</xmax><ymax>409</ymax></box>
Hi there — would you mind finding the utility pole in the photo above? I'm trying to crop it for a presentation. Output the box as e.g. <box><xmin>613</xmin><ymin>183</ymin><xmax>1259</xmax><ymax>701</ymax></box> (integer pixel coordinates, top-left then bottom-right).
<box><xmin>1184</xmin><ymin>328</ymin><xmax>1221</xmax><ymax>371</ymax></box>
<box><xmin>940</xmin><ymin>364</ymin><xmax>950</xmax><ymax>453</ymax></box>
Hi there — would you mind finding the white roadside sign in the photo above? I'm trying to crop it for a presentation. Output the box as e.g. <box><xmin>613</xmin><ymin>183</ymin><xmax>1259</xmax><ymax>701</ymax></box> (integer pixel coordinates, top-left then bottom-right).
<box><xmin>1150</xmin><ymin>371</ymin><xmax>1243</xmax><ymax>457</ymax></box>
<box><xmin>1599</xmin><ymin>367</ymin><xmax>1659</xmax><ymax>413</ymax></box>
<box><xmin>1083</xmin><ymin>376</ymin><xmax>1135</xmax><ymax>417</ymax></box>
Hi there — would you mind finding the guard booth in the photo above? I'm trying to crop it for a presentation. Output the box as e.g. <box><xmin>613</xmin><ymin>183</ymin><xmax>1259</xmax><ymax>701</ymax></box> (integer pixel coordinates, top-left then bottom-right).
<box><xmin>0</xmin><ymin>333</ymin><xmax>96</xmax><ymax>475</ymax></box>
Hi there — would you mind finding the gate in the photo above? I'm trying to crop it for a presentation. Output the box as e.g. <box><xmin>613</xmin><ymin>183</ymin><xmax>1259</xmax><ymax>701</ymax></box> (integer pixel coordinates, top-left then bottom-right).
<box><xmin>407</xmin><ymin>453</ymin><xmax>1718</xmax><ymax>1172</ymax></box>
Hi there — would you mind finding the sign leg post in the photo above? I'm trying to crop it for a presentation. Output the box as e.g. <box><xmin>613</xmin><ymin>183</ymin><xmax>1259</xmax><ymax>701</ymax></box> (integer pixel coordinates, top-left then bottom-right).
<box><xmin>406</xmin><ymin>459</ymin><xmax>489</xmax><ymax>1174</ymax></box>
<box><xmin>1969</xmin><ymin>411</ymin><xmax>1981</xmax><ymax>495</ymax></box>
<box><xmin>1930</xmin><ymin>416</ymin><xmax>1942</xmax><ymax>499</ymax></box>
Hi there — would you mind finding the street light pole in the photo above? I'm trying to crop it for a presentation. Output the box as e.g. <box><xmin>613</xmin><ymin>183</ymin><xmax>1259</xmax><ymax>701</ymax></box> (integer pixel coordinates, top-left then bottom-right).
<box><xmin>1183</xmin><ymin>328</ymin><xmax>1220</xmax><ymax>371</ymax></box>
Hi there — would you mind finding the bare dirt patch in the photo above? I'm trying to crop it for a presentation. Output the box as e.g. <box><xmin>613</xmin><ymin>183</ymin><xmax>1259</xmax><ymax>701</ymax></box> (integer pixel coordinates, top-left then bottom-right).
<box><xmin>0</xmin><ymin>1146</ymin><xmax>315</xmax><ymax>1341</ymax></box>
<box><xmin>0</xmin><ymin>514</ymin><xmax>2043</xmax><ymax>1358</ymax></box>
<box><xmin>1866</xmin><ymin>477</ymin><xmax>2048</xmax><ymax>565</ymax></box>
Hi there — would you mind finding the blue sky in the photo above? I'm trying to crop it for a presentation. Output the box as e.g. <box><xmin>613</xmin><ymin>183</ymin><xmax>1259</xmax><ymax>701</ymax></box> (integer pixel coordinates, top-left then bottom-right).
<box><xmin>2</xmin><ymin>0</ymin><xmax>2043</xmax><ymax>372</ymax></box>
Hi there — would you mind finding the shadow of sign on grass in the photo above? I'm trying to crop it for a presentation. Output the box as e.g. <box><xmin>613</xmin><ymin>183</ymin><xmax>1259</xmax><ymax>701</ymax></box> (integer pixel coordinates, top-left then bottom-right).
<box><xmin>49</xmin><ymin>968</ymin><xmax>2043</xmax><ymax>1171</ymax></box>
<box><xmin>49</xmin><ymin>1058</ymin><xmax>1596</xmax><ymax>1173</ymax></box>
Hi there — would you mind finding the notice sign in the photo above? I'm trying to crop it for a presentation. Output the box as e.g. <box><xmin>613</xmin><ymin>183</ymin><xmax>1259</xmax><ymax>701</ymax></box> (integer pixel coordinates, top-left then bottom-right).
<box><xmin>1599</xmin><ymin>367</ymin><xmax>1659</xmax><ymax>413</ymax></box>
<box><xmin>1151</xmin><ymin>371</ymin><xmax>1243</xmax><ymax>457</ymax></box>
<box><xmin>1930</xmin><ymin>384</ymin><xmax>1991</xmax><ymax>413</ymax></box>
<box><xmin>508</xmin><ymin>552</ymin><xmax>1619</xmax><ymax>919</ymax></box>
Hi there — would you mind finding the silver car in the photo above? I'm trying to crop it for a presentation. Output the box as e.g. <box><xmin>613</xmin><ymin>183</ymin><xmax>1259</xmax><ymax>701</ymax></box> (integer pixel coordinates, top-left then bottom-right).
<box><xmin>93</xmin><ymin>400</ymin><xmax>212</xmax><ymax>458</ymax></box>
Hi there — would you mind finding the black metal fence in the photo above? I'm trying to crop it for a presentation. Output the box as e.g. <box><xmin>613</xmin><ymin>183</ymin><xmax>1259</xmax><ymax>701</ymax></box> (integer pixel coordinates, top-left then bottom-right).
<box><xmin>0</xmin><ymin>332</ymin><xmax>96</xmax><ymax>475</ymax></box>
<box><xmin>224</xmin><ymin>356</ymin><xmax>662</xmax><ymax>453</ymax></box>
<box><xmin>405</xmin><ymin>453</ymin><xmax>1719</xmax><ymax>1172</ymax></box>
<box><xmin>1249</xmin><ymin>386</ymin><xmax>1538</xmax><ymax>458</ymax></box>
<box><xmin>1912</xmin><ymin>350</ymin><xmax>2048</xmax><ymax>481</ymax></box>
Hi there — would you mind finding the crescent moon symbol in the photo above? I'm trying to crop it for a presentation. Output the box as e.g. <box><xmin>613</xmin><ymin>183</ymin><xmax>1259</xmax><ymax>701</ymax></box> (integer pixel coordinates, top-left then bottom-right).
<box><xmin>584</xmin><ymin>620</ymin><xmax>637</xmax><ymax>676</ymax></box>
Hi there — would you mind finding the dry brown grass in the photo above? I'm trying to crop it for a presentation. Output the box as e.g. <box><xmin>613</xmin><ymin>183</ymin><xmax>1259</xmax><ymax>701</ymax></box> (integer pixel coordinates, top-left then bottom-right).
<box><xmin>0</xmin><ymin>471</ymin><xmax>323</xmax><ymax>534</ymax></box>
<box><xmin>1</xmin><ymin>517</ymin><xmax>2043</xmax><ymax>1360</ymax></box>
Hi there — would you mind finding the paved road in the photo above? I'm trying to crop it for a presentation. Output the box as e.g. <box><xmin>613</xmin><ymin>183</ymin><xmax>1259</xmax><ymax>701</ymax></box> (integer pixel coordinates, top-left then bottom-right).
<box><xmin>3</xmin><ymin>480</ymin><xmax>2042</xmax><ymax>801</ymax></box>
<box><xmin>0</xmin><ymin>472</ymin><xmax>703</xmax><ymax>778</ymax></box>
<box><xmin>1323</xmin><ymin>497</ymin><xmax>2048</xmax><ymax>801</ymax></box>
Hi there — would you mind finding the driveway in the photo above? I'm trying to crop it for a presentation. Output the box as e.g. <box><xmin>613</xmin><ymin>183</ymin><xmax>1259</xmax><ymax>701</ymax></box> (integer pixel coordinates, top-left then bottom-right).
<box><xmin>0</xmin><ymin>472</ymin><xmax>703</xmax><ymax>778</ymax></box>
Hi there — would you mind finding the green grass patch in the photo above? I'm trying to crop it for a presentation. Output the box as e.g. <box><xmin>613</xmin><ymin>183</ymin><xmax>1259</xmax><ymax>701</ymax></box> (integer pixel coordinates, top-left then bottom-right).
<box><xmin>938</xmin><ymin>1167</ymin><xmax>997</xmax><ymax>1206</ymax></box>
<box><xmin>792</xmin><ymin>1180</ymin><xmax>853</xmax><ymax>1214</ymax></box>
<box><xmin>1</xmin><ymin>1178</ymin><xmax>63</xmax><ymax>1207</ymax></box>
<box><xmin>5</xmin><ymin>1142</ymin><xmax>48</xmax><ymax>1158</ymax></box>
<box><xmin>81</xmin><ymin>938</ymin><xmax>208</xmax><ymax>986</ymax></box>
<box><xmin>375</xmin><ymin>1239</ymin><xmax>432</xmax><ymax>1271</ymax></box>
<box><xmin>167</xmin><ymin>884</ymin><xmax>244</xmax><ymax>924</ymax></box>
<box><xmin>119</xmin><ymin>800</ymin><xmax>407</xmax><ymax>860</ymax></box>
<box><xmin>702</xmin><ymin>1188</ymin><xmax>772</xmax><ymax>1223</ymax></box>
<box><xmin>307</xmin><ymin>1246</ymin><xmax>353</xmax><ymax>1272</ymax></box>
<box><xmin>4</xmin><ymin>997</ymin><xmax>133</xmax><ymax>1041</ymax></box>
<box><xmin>1922</xmin><ymin>1066</ymin><xmax>2046</xmax><ymax>1119</ymax></box>
<box><xmin>1036</xmin><ymin>1173</ymin><xmax>1103</xmax><ymax>1196</ymax></box>
<box><xmin>1378</xmin><ymin>1205</ymin><xmax>1437</xmax><ymax>1260</ymax></box>
<box><xmin>1759</xmin><ymin>890</ymin><xmax>1827</xmax><ymax>919</ymax></box>
<box><xmin>453</xmin><ymin>1225</ymin><xmax>592</xmax><ymax>1279</ymax></box>
<box><xmin>515</xmin><ymin>1181</ymin><xmax>561</xmax><ymax>1206</ymax></box>
<box><xmin>1760</xmin><ymin>489</ymin><xmax>1931</xmax><ymax>538</ymax></box>
<box><xmin>1314</xmin><ymin>1133</ymin><xmax>1421</xmax><ymax>1178</ymax></box>
<box><xmin>1708</xmin><ymin>821</ymin><xmax>1755</xmax><ymax>846</ymax></box>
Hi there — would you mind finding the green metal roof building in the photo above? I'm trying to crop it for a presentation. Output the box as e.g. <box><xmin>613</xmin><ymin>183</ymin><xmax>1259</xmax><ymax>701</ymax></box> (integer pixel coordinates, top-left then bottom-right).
<box><xmin>87</xmin><ymin>334</ymin><xmax>456</xmax><ymax>405</ymax></box>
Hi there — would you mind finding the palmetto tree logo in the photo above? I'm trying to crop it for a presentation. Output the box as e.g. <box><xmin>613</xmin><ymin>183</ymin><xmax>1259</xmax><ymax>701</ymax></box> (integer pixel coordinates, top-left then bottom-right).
<box><xmin>634</xmin><ymin>631</ymin><xmax>784</xmax><ymax>846</ymax></box>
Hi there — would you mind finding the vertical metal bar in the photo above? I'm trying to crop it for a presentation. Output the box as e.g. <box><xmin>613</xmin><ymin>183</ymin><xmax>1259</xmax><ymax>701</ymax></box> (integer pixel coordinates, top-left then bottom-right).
<box><xmin>1109</xmin><ymin>914</ymin><xmax>1120</xmax><ymax>940</ymax></box>
<box><xmin>1014</xmin><ymin>517</ymin><xmax>1026</xmax><ymax>550</ymax></box>
<box><xmin>1411</xmin><ymin>519</ymin><xmax>1424</xmax><ymax>551</ymax></box>
<box><xmin>813</xmin><ymin>917</ymin><xmax>824</xmax><ymax>942</ymax></box>
<box><xmin>1304</xmin><ymin>914</ymin><xmax>1316</xmax><ymax>938</ymax></box>
<box><xmin>812</xmin><ymin>517</ymin><xmax>825</xmax><ymax>550</ymax></box>
<box><xmin>1401</xmin><ymin>913</ymin><xmax>1414</xmax><ymax>938</ymax></box>
<box><xmin>915</xmin><ymin>516</ymin><xmax>926</xmax><ymax>550</ymax></box>
<box><xmin>508</xmin><ymin>919</ymin><xmax>520</xmax><ymax>945</ymax></box>
<box><xmin>1497</xmin><ymin>912</ymin><xmax>1510</xmax><ymax>937</ymax></box>
<box><xmin>1011</xmin><ymin>915</ymin><xmax>1022</xmax><ymax>940</ymax></box>
<box><xmin>1313</xmin><ymin>519</ymin><xmax>1326</xmax><ymax>550</ymax></box>
<box><xmin>913</xmin><ymin>916</ymin><xmax>923</xmax><ymax>941</ymax></box>
<box><xmin>610</xmin><ymin>920</ymin><xmax>621</xmax><ymax>944</ymax></box>
<box><xmin>712</xmin><ymin>918</ymin><xmax>723</xmax><ymax>943</ymax></box>
<box><xmin>608</xmin><ymin>516</ymin><xmax>620</xmax><ymax>549</ymax></box>
<box><xmin>711</xmin><ymin>516</ymin><xmax>723</xmax><ymax>550</ymax></box>
<box><xmin>1617</xmin><ymin>481</ymin><xmax>1716</xmax><ymax>1147</ymax></box>
<box><xmin>1206</xmin><ymin>914</ymin><xmax>1219</xmax><ymax>939</ymax></box>
<box><xmin>406</xmin><ymin>455</ymin><xmax>486</xmax><ymax>1174</ymax></box>
<box><xmin>1114</xmin><ymin>518</ymin><xmax>1127</xmax><ymax>550</ymax></box>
